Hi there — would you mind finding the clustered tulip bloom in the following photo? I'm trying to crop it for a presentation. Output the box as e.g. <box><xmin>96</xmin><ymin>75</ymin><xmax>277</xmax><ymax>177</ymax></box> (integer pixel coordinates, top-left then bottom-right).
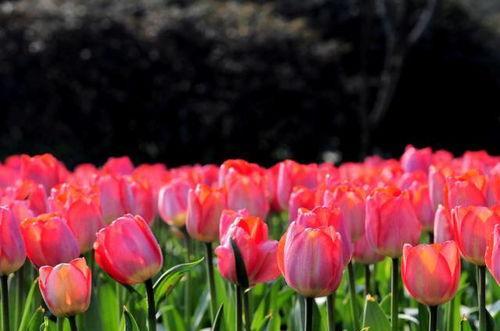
<box><xmin>215</xmin><ymin>210</ymin><xmax>279</xmax><ymax>286</ymax></box>
<box><xmin>39</xmin><ymin>257</ymin><xmax>92</xmax><ymax>317</ymax></box>
<box><xmin>94</xmin><ymin>214</ymin><xmax>163</xmax><ymax>285</ymax></box>
<box><xmin>401</xmin><ymin>241</ymin><xmax>461</xmax><ymax>306</ymax></box>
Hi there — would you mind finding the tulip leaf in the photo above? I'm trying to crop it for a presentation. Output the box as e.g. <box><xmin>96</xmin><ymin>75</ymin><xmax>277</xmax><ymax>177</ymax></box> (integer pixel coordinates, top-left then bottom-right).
<box><xmin>25</xmin><ymin>307</ymin><xmax>44</xmax><ymax>331</ymax></box>
<box><xmin>265</xmin><ymin>313</ymin><xmax>281</xmax><ymax>331</ymax></box>
<box><xmin>212</xmin><ymin>304</ymin><xmax>224</xmax><ymax>331</ymax></box>
<box><xmin>153</xmin><ymin>257</ymin><xmax>204</xmax><ymax>306</ymax></box>
<box><xmin>230</xmin><ymin>238</ymin><xmax>249</xmax><ymax>289</ymax></box>
<box><xmin>191</xmin><ymin>288</ymin><xmax>210</xmax><ymax>330</ymax></box>
<box><xmin>362</xmin><ymin>295</ymin><xmax>391</xmax><ymax>331</ymax></box>
<box><xmin>122</xmin><ymin>306</ymin><xmax>140</xmax><ymax>331</ymax></box>
<box><xmin>18</xmin><ymin>278</ymin><xmax>39</xmax><ymax>331</ymax></box>
<box><xmin>460</xmin><ymin>317</ymin><xmax>473</xmax><ymax>331</ymax></box>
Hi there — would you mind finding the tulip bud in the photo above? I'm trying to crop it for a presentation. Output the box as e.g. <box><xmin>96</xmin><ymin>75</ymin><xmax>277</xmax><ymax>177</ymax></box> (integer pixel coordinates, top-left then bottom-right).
<box><xmin>0</xmin><ymin>206</ymin><xmax>26</xmax><ymax>275</ymax></box>
<box><xmin>120</xmin><ymin>176</ymin><xmax>154</xmax><ymax>225</ymax></box>
<box><xmin>94</xmin><ymin>214</ymin><xmax>163</xmax><ymax>285</ymax></box>
<box><xmin>452</xmin><ymin>206</ymin><xmax>500</xmax><ymax>265</ymax></box>
<box><xmin>276</xmin><ymin>160</ymin><xmax>318</xmax><ymax>210</ymax></box>
<box><xmin>485</xmin><ymin>224</ymin><xmax>500</xmax><ymax>284</ymax></box>
<box><xmin>288</xmin><ymin>186</ymin><xmax>316</xmax><ymax>222</ymax></box>
<box><xmin>186</xmin><ymin>184</ymin><xmax>226</xmax><ymax>242</ymax></box>
<box><xmin>447</xmin><ymin>170</ymin><xmax>487</xmax><ymax>209</ymax></box>
<box><xmin>408</xmin><ymin>182</ymin><xmax>434</xmax><ymax>231</ymax></box>
<box><xmin>401</xmin><ymin>241</ymin><xmax>461</xmax><ymax>306</ymax></box>
<box><xmin>215</xmin><ymin>213</ymin><xmax>279</xmax><ymax>286</ymax></box>
<box><xmin>220</xmin><ymin>160</ymin><xmax>270</xmax><ymax>219</ymax></box>
<box><xmin>365</xmin><ymin>187</ymin><xmax>421</xmax><ymax>257</ymax></box>
<box><xmin>96</xmin><ymin>175</ymin><xmax>126</xmax><ymax>225</ymax></box>
<box><xmin>39</xmin><ymin>258</ymin><xmax>91</xmax><ymax>317</ymax></box>
<box><xmin>158</xmin><ymin>178</ymin><xmax>192</xmax><ymax>227</ymax></box>
<box><xmin>277</xmin><ymin>221</ymin><xmax>345</xmax><ymax>297</ymax></box>
<box><xmin>323</xmin><ymin>184</ymin><xmax>366</xmax><ymax>241</ymax></box>
<box><xmin>21</xmin><ymin>213</ymin><xmax>80</xmax><ymax>267</ymax></box>
<box><xmin>433</xmin><ymin>205</ymin><xmax>453</xmax><ymax>243</ymax></box>
<box><xmin>400</xmin><ymin>145</ymin><xmax>432</xmax><ymax>173</ymax></box>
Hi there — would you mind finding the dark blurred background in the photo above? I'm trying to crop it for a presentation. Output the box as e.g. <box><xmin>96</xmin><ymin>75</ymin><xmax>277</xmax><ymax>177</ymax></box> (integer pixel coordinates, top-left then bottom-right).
<box><xmin>0</xmin><ymin>0</ymin><xmax>499</xmax><ymax>168</ymax></box>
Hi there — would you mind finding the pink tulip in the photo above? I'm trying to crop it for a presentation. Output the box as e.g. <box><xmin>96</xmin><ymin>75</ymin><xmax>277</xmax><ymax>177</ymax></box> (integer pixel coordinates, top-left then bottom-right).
<box><xmin>276</xmin><ymin>160</ymin><xmax>318</xmax><ymax>210</ymax></box>
<box><xmin>20</xmin><ymin>154</ymin><xmax>68</xmax><ymax>193</ymax></box>
<box><xmin>288</xmin><ymin>186</ymin><xmax>316</xmax><ymax>222</ymax></box>
<box><xmin>0</xmin><ymin>206</ymin><xmax>26</xmax><ymax>275</ymax></box>
<box><xmin>452</xmin><ymin>206</ymin><xmax>500</xmax><ymax>265</ymax></box>
<box><xmin>215</xmin><ymin>212</ymin><xmax>279</xmax><ymax>286</ymax></box>
<box><xmin>401</xmin><ymin>241</ymin><xmax>461</xmax><ymax>306</ymax></box>
<box><xmin>277</xmin><ymin>221</ymin><xmax>345</xmax><ymax>297</ymax></box>
<box><xmin>408</xmin><ymin>182</ymin><xmax>434</xmax><ymax>231</ymax></box>
<box><xmin>21</xmin><ymin>213</ymin><xmax>80</xmax><ymax>267</ymax></box>
<box><xmin>428</xmin><ymin>165</ymin><xmax>453</xmax><ymax>211</ymax></box>
<box><xmin>433</xmin><ymin>205</ymin><xmax>453</xmax><ymax>243</ymax></box>
<box><xmin>186</xmin><ymin>184</ymin><xmax>226</xmax><ymax>242</ymax></box>
<box><xmin>401</xmin><ymin>145</ymin><xmax>432</xmax><ymax>173</ymax></box>
<box><xmin>365</xmin><ymin>187</ymin><xmax>421</xmax><ymax>257</ymax></box>
<box><xmin>353</xmin><ymin>233</ymin><xmax>385</xmax><ymax>265</ymax></box>
<box><xmin>120</xmin><ymin>176</ymin><xmax>154</xmax><ymax>225</ymax></box>
<box><xmin>485</xmin><ymin>224</ymin><xmax>500</xmax><ymax>284</ymax></box>
<box><xmin>39</xmin><ymin>257</ymin><xmax>91</xmax><ymax>317</ymax></box>
<box><xmin>102</xmin><ymin>156</ymin><xmax>134</xmax><ymax>176</ymax></box>
<box><xmin>96</xmin><ymin>174</ymin><xmax>126</xmax><ymax>225</ymax></box>
<box><xmin>158</xmin><ymin>178</ymin><xmax>192</xmax><ymax>227</ymax></box>
<box><xmin>94</xmin><ymin>214</ymin><xmax>163</xmax><ymax>285</ymax></box>
<box><xmin>447</xmin><ymin>170</ymin><xmax>487</xmax><ymax>208</ymax></box>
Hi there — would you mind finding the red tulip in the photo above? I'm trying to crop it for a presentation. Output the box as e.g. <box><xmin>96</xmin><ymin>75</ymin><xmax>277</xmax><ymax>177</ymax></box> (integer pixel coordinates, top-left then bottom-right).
<box><xmin>158</xmin><ymin>178</ymin><xmax>192</xmax><ymax>227</ymax></box>
<box><xmin>288</xmin><ymin>186</ymin><xmax>316</xmax><ymax>222</ymax></box>
<box><xmin>452</xmin><ymin>206</ymin><xmax>500</xmax><ymax>265</ymax></box>
<box><xmin>485</xmin><ymin>224</ymin><xmax>500</xmax><ymax>284</ymax></box>
<box><xmin>96</xmin><ymin>174</ymin><xmax>125</xmax><ymax>224</ymax></box>
<box><xmin>215</xmin><ymin>212</ymin><xmax>279</xmax><ymax>286</ymax></box>
<box><xmin>219</xmin><ymin>160</ymin><xmax>270</xmax><ymax>219</ymax></box>
<box><xmin>428</xmin><ymin>165</ymin><xmax>453</xmax><ymax>211</ymax></box>
<box><xmin>8</xmin><ymin>180</ymin><xmax>48</xmax><ymax>216</ymax></box>
<box><xmin>296</xmin><ymin>206</ymin><xmax>352</xmax><ymax>264</ymax></box>
<box><xmin>433</xmin><ymin>205</ymin><xmax>453</xmax><ymax>243</ymax></box>
<box><xmin>186</xmin><ymin>184</ymin><xmax>226</xmax><ymax>242</ymax></box>
<box><xmin>447</xmin><ymin>170</ymin><xmax>487</xmax><ymax>208</ymax></box>
<box><xmin>408</xmin><ymin>182</ymin><xmax>434</xmax><ymax>231</ymax></box>
<box><xmin>276</xmin><ymin>160</ymin><xmax>318</xmax><ymax>210</ymax></box>
<box><xmin>48</xmin><ymin>184</ymin><xmax>105</xmax><ymax>253</ymax></box>
<box><xmin>132</xmin><ymin>164</ymin><xmax>169</xmax><ymax>216</ymax></box>
<box><xmin>401</xmin><ymin>145</ymin><xmax>432</xmax><ymax>173</ymax></box>
<box><xmin>120</xmin><ymin>176</ymin><xmax>154</xmax><ymax>225</ymax></box>
<box><xmin>21</xmin><ymin>213</ymin><xmax>80</xmax><ymax>267</ymax></box>
<box><xmin>69</xmin><ymin>164</ymin><xmax>98</xmax><ymax>188</ymax></box>
<box><xmin>39</xmin><ymin>257</ymin><xmax>91</xmax><ymax>317</ymax></box>
<box><xmin>0</xmin><ymin>206</ymin><xmax>26</xmax><ymax>275</ymax></box>
<box><xmin>365</xmin><ymin>187</ymin><xmax>421</xmax><ymax>257</ymax></box>
<box><xmin>20</xmin><ymin>154</ymin><xmax>68</xmax><ymax>193</ymax></box>
<box><xmin>94</xmin><ymin>214</ymin><xmax>163</xmax><ymax>285</ymax></box>
<box><xmin>401</xmin><ymin>241</ymin><xmax>461</xmax><ymax>306</ymax></box>
<box><xmin>277</xmin><ymin>221</ymin><xmax>345</xmax><ymax>297</ymax></box>
<box><xmin>102</xmin><ymin>156</ymin><xmax>134</xmax><ymax>176</ymax></box>
<box><xmin>352</xmin><ymin>233</ymin><xmax>384</xmax><ymax>265</ymax></box>
<box><xmin>323</xmin><ymin>184</ymin><xmax>366</xmax><ymax>241</ymax></box>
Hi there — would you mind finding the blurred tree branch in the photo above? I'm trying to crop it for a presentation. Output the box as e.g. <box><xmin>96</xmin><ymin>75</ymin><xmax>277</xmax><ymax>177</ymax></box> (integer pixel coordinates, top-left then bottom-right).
<box><xmin>359</xmin><ymin>0</ymin><xmax>439</xmax><ymax>157</ymax></box>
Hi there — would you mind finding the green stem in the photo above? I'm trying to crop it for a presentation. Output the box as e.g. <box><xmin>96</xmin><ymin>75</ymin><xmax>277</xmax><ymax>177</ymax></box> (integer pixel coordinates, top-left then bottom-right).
<box><xmin>204</xmin><ymin>242</ymin><xmax>217</xmax><ymax>323</ymax></box>
<box><xmin>364</xmin><ymin>264</ymin><xmax>371</xmax><ymax>296</ymax></box>
<box><xmin>2</xmin><ymin>275</ymin><xmax>10</xmax><ymax>331</ymax></box>
<box><xmin>327</xmin><ymin>293</ymin><xmax>335</xmax><ymax>331</ymax></box>
<box><xmin>236</xmin><ymin>285</ymin><xmax>243</xmax><ymax>331</ymax></box>
<box><xmin>478</xmin><ymin>266</ymin><xmax>486</xmax><ymax>331</ymax></box>
<box><xmin>57</xmin><ymin>317</ymin><xmax>65</xmax><ymax>331</ymax></box>
<box><xmin>391</xmin><ymin>258</ymin><xmax>399</xmax><ymax>331</ymax></box>
<box><xmin>304</xmin><ymin>297</ymin><xmax>313</xmax><ymax>331</ymax></box>
<box><xmin>184</xmin><ymin>232</ymin><xmax>191</xmax><ymax>324</ymax></box>
<box><xmin>242</xmin><ymin>288</ymin><xmax>251</xmax><ymax>331</ymax></box>
<box><xmin>145</xmin><ymin>279</ymin><xmax>156</xmax><ymax>331</ymax></box>
<box><xmin>347</xmin><ymin>262</ymin><xmax>360</xmax><ymax>331</ymax></box>
<box><xmin>428</xmin><ymin>305</ymin><xmax>438</xmax><ymax>331</ymax></box>
<box><xmin>68</xmin><ymin>316</ymin><xmax>78</xmax><ymax>331</ymax></box>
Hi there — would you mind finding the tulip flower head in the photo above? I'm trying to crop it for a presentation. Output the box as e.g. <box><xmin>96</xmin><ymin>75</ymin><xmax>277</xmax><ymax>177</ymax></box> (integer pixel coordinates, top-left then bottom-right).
<box><xmin>277</xmin><ymin>221</ymin><xmax>345</xmax><ymax>297</ymax></box>
<box><xmin>400</xmin><ymin>145</ymin><xmax>432</xmax><ymax>173</ymax></box>
<box><xmin>433</xmin><ymin>205</ymin><xmax>453</xmax><ymax>243</ymax></box>
<box><xmin>276</xmin><ymin>160</ymin><xmax>318</xmax><ymax>210</ymax></box>
<box><xmin>288</xmin><ymin>186</ymin><xmax>316</xmax><ymax>222</ymax></box>
<box><xmin>0</xmin><ymin>206</ymin><xmax>26</xmax><ymax>275</ymax></box>
<box><xmin>215</xmin><ymin>211</ymin><xmax>279</xmax><ymax>286</ymax></box>
<box><xmin>401</xmin><ymin>241</ymin><xmax>461</xmax><ymax>306</ymax></box>
<box><xmin>447</xmin><ymin>170</ymin><xmax>487</xmax><ymax>209</ymax></box>
<box><xmin>158</xmin><ymin>178</ymin><xmax>192</xmax><ymax>227</ymax></box>
<box><xmin>452</xmin><ymin>206</ymin><xmax>500</xmax><ymax>265</ymax></box>
<box><xmin>186</xmin><ymin>184</ymin><xmax>226</xmax><ymax>242</ymax></box>
<box><xmin>365</xmin><ymin>187</ymin><xmax>421</xmax><ymax>258</ymax></box>
<box><xmin>485</xmin><ymin>224</ymin><xmax>500</xmax><ymax>284</ymax></box>
<box><xmin>39</xmin><ymin>257</ymin><xmax>91</xmax><ymax>317</ymax></box>
<box><xmin>94</xmin><ymin>214</ymin><xmax>163</xmax><ymax>285</ymax></box>
<box><xmin>21</xmin><ymin>213</ymin><xmax>80</xmax><ymax>267</ymax></box>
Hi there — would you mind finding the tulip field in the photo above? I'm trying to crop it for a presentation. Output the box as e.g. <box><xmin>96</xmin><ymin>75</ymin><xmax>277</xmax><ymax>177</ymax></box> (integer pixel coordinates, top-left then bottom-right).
<box><xmin>0</xmin><ymin>147</ymin><xmax>499</xmax><ymax>331</ymax></box>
